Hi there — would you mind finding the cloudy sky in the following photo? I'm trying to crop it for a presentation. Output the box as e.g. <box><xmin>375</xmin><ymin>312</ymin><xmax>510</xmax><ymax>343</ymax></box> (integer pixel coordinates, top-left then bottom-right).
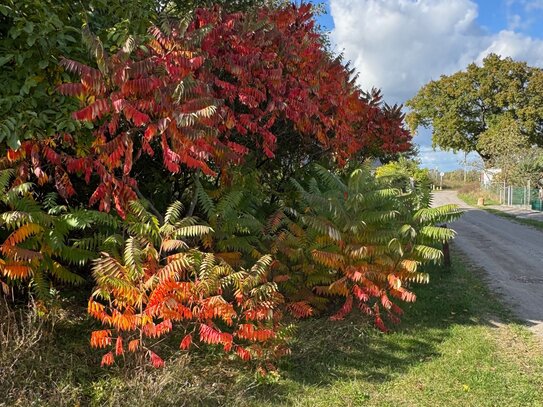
<box><xmin>308</xmin><ymin>0</ymin><xmax>543</xmax><ymax>171</ymax></box>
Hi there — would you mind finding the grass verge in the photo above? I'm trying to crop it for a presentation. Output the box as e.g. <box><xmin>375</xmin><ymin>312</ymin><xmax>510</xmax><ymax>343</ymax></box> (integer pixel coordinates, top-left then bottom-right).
<box><xmin>2</xmin><ymin>254</ymin><xmax>543</xmax><ymax>407</ymax></box>
<box><xmin>457</xmin><ymin>192</ymin><xmax>500</xmax><ymax>207</ymax></box>
<box><xmin>483</xmin><ymin>208</ymin><xmax>543</xmax><ymax>231</ymax></box>
<box><xmin>458</xmin><ymin>193</ymin><xmax>543</xmax><ymax>231</ymax></box>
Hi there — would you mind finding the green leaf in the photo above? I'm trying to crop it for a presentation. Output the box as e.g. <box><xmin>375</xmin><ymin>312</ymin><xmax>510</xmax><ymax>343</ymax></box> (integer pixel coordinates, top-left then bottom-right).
<box><xmin>26</xmin><ymin>36</ymin><xmax>37</xmax><ymax>47</ymax></box>
<box><xmin>0</xmin><ymin>54</ymin><xmax>13</xmax><ymax>67</ymax></box>
<box><xmin>23</xmin><ymin>21</ymin><xmax>34</xmax><ymax>34</ymax></box>
<box><xmin>7</xmin><ymin>134</ymin><xmax>21</xmax><ymax>150</ymax></box>
<box><xmin>0</xmin><ymin>5</ymin><xmax>11</xmax><ymax>15</ymax></box>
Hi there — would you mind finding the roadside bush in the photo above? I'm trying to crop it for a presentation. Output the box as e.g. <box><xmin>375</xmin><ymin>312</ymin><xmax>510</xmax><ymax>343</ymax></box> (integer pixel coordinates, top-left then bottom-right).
<box><xmin>89</xmin><ymin>201</ymin><xmax>287</xmax><ymax>368</ymax></box>
<box><xmin>271</xmin><ymin>165</ymin><xmax>460</xmax><ymax>327</ymax></box>
<box><xmin>0</xmin><ymin>3</ymin><xmax>461</xmax><ymax>371</ymax></box>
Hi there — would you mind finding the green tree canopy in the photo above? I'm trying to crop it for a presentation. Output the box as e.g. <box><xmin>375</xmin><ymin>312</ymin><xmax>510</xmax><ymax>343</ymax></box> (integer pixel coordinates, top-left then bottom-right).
<box><xmin>478</xmin><ymin>116</ymin><xmax>543</xmax><ymax>183</ymax></box>
<box><xmin>406</xmin><ymin>54</ymin><xmax>543</xmax><ymax>161</ymax></box>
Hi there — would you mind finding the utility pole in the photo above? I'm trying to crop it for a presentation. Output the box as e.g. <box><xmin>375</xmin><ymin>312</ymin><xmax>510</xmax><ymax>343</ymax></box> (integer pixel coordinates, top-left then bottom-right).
<box><xmin>463</xmin><ymin>151</ymin><xmax>467</xmax><ymax>183</ymax></box>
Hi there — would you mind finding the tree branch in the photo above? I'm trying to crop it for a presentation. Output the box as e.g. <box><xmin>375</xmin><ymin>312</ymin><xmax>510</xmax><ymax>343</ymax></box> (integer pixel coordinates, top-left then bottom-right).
<box><xmin>134</xmin><ymin>185</ymin><xmax>164</xmax><ymax>224</ymax></box>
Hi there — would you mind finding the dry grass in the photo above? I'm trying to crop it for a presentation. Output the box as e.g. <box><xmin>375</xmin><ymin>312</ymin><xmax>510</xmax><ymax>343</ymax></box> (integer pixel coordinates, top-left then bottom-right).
<box><xmin>457</xmin><ymin>184</ymin><xmax>500</xmax><ymax>206</ymax></box>
<box><xmin>2</xmin><ymin>256</ymin><xmax>543</xmax><ymax>406</ymax></box>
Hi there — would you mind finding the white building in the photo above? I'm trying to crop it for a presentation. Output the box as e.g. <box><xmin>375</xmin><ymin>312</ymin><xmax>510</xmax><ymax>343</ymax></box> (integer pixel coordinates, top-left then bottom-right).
<box><xmin>481</xmin><ymin>168</ymin><xmax>501</xmax><ymax>186</ymax></box>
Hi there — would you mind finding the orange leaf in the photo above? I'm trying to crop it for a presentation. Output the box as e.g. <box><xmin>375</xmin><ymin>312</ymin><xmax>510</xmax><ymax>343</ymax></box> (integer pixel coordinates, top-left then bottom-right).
<box><xmin>101</xmin><ymin>351</ymin><xmax>114</xmax><ymax>367</ymax></box>
<box><xmin>115</xmin><ymin>337</ymin><xmax>124</xmax><ymax>356</ymax></box>
<box><xmin>91</xmin><ymin>330</ymin><xmax>112</xmax><ymax>349</ymax></box>
<box><xmin>128</xmin><ymin>339</ymin><xmax>140</xmax><ymax>352</ymax></box>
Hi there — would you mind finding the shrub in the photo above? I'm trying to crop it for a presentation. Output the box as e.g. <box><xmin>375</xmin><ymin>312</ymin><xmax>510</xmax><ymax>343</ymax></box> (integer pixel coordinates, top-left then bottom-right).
<box><xmin>0</xmin><ymin>169</ymin><xmax>117</xmax><ymax>299</ymax></box>
<box><xmin>0</xmin><ymin>4</ymin><xmax>461</xmax><ymax>372</ymax></box>
<box><xmin>6</xmin><ymin>4</ymin><xmax>411</xmax><ymax>217</ymax></box>
<box><xmin>270</xmin><ymin>165</ymin><xmax>461</xmax><ymax>327</ymax></box>
<box><xmin>89</xmin><ymin>201</ymin><xmax>287</xmax><ymax>367</ymax></box>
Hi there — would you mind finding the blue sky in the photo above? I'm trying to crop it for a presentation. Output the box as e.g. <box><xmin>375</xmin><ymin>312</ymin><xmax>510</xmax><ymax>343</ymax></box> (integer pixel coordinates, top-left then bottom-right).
<box><xmin>306</xmin><ymin>0</ymin><xmax>543</xmax><ymax>171</ymax></box>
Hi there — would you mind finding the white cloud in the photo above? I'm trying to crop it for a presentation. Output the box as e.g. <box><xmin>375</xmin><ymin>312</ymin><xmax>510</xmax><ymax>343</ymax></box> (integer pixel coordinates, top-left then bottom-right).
<box><xmin>507</xmin><ymin>13</ymin><xmax>524</xmax><ymax>31</ymax></box>
<box><xmin>329</xmin><ymin>0</ymin><xmax>543</xmax><ymax>169</ymax></box>
<box><xmin>512</xmin><ymin>0</ymin><xmax>543</xmax><ymax>11</ymax></box>
<box><xmin>413</xmin><ymin>130</ymin><xmax>482</xmax><ymax>171</ymax></box>
<box><xmin>330</xmin><ymin>0</ymin><xmax>543</xmax><ymax>104</ymax></box>
<box><xmin>417</xmin><ymin>146</ymin><xmax>463</xmax><ymax>171</ymax></box>
<box><xmin>416</xmin><ymin>145</ymin><xmax>481</xmax><ymax>172</ymax></box>
<box><xmin>478</xmin><ymin>30</ymin><xmax>543</xmax><ymax>65</ymax></box>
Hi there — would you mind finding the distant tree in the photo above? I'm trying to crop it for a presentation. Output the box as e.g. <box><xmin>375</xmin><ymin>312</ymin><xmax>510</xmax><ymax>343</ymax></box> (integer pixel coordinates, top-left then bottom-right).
<box><xmin>406</xmin><ymin>54</ymin><xmax>543</xmax><ymax>161</ymax></box>
<box><xmin>478</xmin><ymin>116</ymin><xmax>543</xmax><ymax>183</ymax></box>
<box><xmin>443</xmin><ymin>169</ymin><xmax>480</xmax><ymax>184</ymax></box>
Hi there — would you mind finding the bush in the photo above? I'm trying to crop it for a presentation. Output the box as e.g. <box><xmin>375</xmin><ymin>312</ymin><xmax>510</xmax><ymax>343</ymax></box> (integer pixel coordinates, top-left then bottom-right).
<box><xmin>0</xmin><ymin>4</ymin><xmax>461</xmax><ymax>372</ymax></box>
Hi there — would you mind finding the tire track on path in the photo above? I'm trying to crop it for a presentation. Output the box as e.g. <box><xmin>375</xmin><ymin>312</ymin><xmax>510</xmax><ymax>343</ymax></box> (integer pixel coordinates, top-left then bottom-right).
<box><xmin>433</xmin><ymin>190</ymin><xmax>543</xmax><ymax>337</ymax></box>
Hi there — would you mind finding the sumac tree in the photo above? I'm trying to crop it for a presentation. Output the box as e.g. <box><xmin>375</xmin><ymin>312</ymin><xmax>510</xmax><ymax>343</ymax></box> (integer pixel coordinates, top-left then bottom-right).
<box><xmin>89</xmin><ymin>200</ymin><xmax>287</xmax><ymax>367</ymax></box>
<box><xmin>7</xmin><ymin>4</ymin><xmax>411</xmax><ymax>216</ymax></box>
<box><xmin>0</xmin><ymin>4</ymin><xmax>459</xmax><ymax>372</ymax></box>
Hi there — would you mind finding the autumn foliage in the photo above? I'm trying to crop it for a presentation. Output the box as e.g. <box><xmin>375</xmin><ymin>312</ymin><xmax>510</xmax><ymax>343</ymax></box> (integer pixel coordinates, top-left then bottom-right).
<box><xmin>7</xmin><ymin>4</ymin><xmax>410</xmax><ymax>217</ymax></box>
<box><xmin>0</xmin><ymin>4</ymin><xmax>460</xmax><ymax>371</ymax></box>
<box><xmin>88</xmin><ymin>201</ymin><xmax>287</xmax><ymax>367</ymax></box>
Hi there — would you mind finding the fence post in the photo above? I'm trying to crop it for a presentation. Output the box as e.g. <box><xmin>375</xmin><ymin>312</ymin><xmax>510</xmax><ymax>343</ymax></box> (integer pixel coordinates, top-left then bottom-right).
<box><xmin>509</xmin><ymin>186</ymin><xmax>512</xmax><ymax>206</ymax></box>
<box><xmin>528</xmin><ymin>180</ymin><xmax>531</xmax><ymax>210</ymax></box>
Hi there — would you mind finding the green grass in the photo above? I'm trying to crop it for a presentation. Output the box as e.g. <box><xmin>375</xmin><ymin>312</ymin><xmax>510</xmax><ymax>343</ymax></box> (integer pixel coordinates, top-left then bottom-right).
<box><xmin>458</xmin><ymin>193</ymin><xmax>543</xmax><ymax>231</ymax></box>
<box><xmin>457</xmin><ymin>192</ymin><xmax>500</xmax><ymax>207</ymax></box>
<box><xmin>2</xmin><ymin>255</ymin><xmax>543</xmax><ymax>406</ymax></box>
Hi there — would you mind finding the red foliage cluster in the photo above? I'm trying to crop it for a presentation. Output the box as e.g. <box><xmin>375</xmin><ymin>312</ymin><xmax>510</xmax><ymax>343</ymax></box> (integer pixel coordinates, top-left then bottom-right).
<box><xmin>7</xmin><ymin>4</ymin><xmax>410</xmax><ymax>216</ymax></box>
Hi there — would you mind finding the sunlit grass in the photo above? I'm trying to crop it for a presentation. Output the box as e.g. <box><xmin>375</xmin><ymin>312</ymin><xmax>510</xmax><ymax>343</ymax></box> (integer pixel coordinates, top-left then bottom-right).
<box><xmin>2</xmin><ymin>254</ymin><xmax>543</xmax><ymax>406</ymax></box>
<box><xmin>458</xmin><ymin>193</ymin><xmax>543</xmax><ymax>232</ymax></box>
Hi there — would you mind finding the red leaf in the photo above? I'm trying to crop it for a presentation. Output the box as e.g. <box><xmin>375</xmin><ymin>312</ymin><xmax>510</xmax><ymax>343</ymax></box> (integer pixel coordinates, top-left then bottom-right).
<box><xmin>199</xmin><ymin>324</ymin><xmax>222</xmax><ymax>345</ymax></box>
<box><xmin>101</xmin><ymin>351</ymin><xmax>114</xmax><ymax>367</ymax></box>
<box><xmin>115</xmin><ymin>337</ymin><xmax>124</xmax><ymax>356</ymax></box>
<box><xmin>149</xmin><ymin>351</ymin><xmax>165</xmax><ymax>368</ymax></box>
<box><xmin>54</xmin><ymin>167</ymin><xmax>76</xmax><ymax>199</ymax></box>
<box><xmin>236</xmin><ymin>346</ymin><xmax>251</xmax><ymax>361</ymax></box>
<box><xmin>180</xmin><ymin>334</ymin><xmax>192</xmax><ymax>350</ymax></box>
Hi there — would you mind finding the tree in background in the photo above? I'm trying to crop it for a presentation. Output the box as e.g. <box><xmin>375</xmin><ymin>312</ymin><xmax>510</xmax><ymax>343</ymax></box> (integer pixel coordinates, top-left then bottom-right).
<box><xmin>406</xmin><ymin>54</ymin><xmax>543</xmax><ymax>162</ymax></box>
<box><xmin>477</xmin><ymin>116</ymin><xmax>543</xmax><ymax>184</ymax></box>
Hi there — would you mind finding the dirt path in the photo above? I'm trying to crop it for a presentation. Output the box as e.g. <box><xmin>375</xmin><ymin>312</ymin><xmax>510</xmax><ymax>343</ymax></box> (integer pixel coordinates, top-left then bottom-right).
<box><xmin>433</xmin><ymin>190</ymin><xmax>543</xmax><ymax>337</ymax></box>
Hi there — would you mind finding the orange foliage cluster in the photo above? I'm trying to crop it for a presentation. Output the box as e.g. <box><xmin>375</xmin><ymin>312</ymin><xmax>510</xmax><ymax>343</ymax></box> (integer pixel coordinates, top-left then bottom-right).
<box><xmin>88</xmin><ymin>223</ymin><xmax>287</xmax><ymax>367</ymax></box>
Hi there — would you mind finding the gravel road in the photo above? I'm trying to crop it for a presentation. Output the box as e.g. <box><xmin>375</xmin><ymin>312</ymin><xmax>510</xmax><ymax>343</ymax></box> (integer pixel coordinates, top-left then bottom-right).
<box><xmin>433</xmin><ymin>190</ymin><xmax>543</xmax><ymax>337</ymax></box>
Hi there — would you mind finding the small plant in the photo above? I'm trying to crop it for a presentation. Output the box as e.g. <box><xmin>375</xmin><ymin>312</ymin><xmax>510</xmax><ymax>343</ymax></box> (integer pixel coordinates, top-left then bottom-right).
<box><xmin>89</xmin><ymin>200</ymin><xmax>286</xmax><ymax>367</ymax></box>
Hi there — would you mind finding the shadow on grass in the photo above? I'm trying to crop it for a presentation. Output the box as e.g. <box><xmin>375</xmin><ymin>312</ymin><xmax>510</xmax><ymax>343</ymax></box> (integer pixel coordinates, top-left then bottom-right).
<box><xmin>248</xmin><ymin>250</ymin><xmax>514</xmax><ymax>404</ymax></box>
<box><xmin>1</xmin><ymin>250</ymin><xmax>519</xmax><ymax>407</ymax></box>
